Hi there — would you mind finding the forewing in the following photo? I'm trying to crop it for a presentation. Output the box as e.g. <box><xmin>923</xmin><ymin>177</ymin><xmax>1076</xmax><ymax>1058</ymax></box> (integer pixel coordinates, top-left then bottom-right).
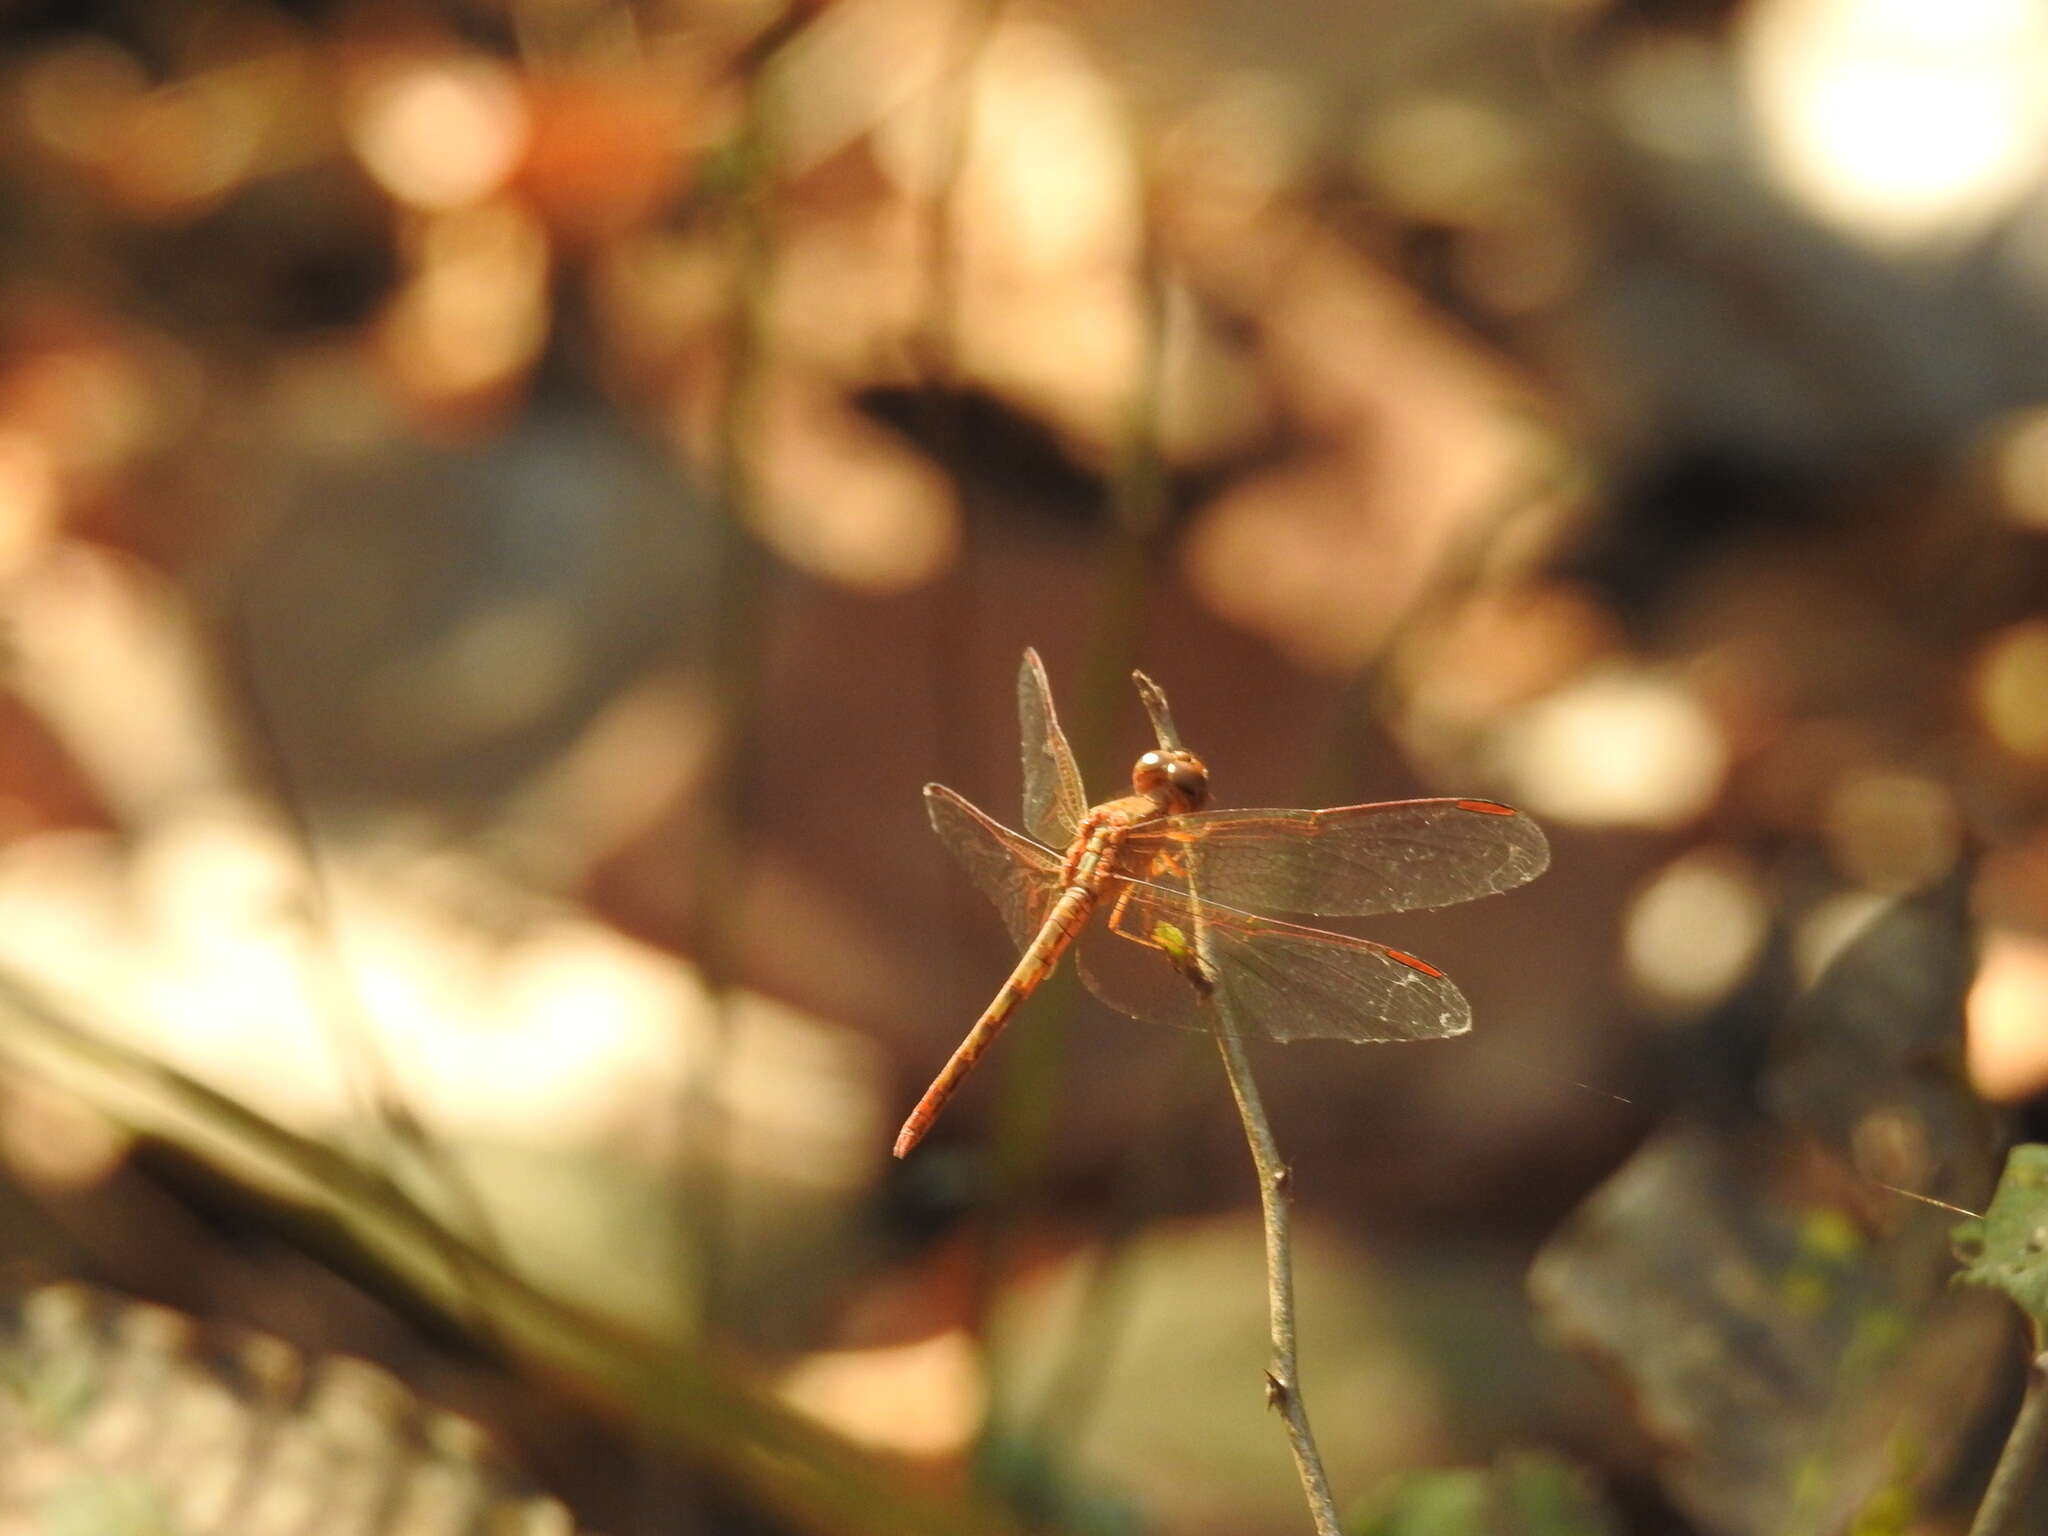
<box><xmin>1073</xmin><ymin>879</ymin><xmax>1471</xmax><ymax>1043</ymax></box>
<box><xmin>1018</xmin><ymin>648</ymin><xmax>1087</xmax><ymax>849</ymax></box>
<box><xmin>925</xmin><ymin>783</ymin><xmax>1061</xmax><ymax>950</ymax></box>
<box><xmin>1119</xmin><ymin>798</ymin><xmax>1548</xmax><ymax>918</ymax></box>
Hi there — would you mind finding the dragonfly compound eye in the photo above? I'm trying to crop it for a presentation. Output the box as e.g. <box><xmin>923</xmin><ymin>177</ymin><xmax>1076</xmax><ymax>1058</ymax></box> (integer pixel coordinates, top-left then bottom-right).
<box><xmin>1135</xmin><ymin>750</ymin><xmax>1209</xmax><ymax>808</ymax></box>
<box><xmin>1168</xmin><ymin>759</ymin><xmax>1209</xmax><ymax>804</ymax></box>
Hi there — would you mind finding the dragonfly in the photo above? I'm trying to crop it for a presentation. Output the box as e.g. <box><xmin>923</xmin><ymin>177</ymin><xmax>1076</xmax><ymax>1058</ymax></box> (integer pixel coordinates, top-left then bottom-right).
<box><xmin>894</xmin><ymin>649</ymin><xmax>1550</xmax><ymax>1158</ymax></box>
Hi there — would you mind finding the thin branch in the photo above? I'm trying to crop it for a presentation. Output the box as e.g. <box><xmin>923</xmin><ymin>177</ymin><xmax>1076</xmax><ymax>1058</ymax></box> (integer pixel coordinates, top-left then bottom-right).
<box><xmin>1134</xmin><ymin>665</ymin><xmax>1343</xmax><ymax>1536</ymax></box>
<box><xmin>1212</xmin><ymin>1028</ymin><xmax>1344</xmax><ymax>1536</ymax></box>
<box><xmin>1132</xmin><ymin>667</ymin><xmax>1179</xmax><ymax>753</ymax></box>
<box><xmin>1971</xmin><ymin>1349</ymin><xmax>2048</xmax><ymax>1536</ymax></box>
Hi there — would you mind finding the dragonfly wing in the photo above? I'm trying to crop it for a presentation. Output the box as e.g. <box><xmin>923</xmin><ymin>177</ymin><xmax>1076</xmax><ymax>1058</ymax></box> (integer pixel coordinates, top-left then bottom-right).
<box><xmin>925</xmin><ymin>782</ymin><xmax>1061</xmax><ymax>950</ymax></box>
<box><xmin>1019</xmin><ymin>648</ymin><xmax>1087</xmax><ymax>849</ymax></box>
<box><xmin>1073</xmin><ymin>879</ymin><xmax>1471</xmax><ymax>1043</ymax></box>
<box><xmin>1119</xmin><ymin>798</ymin><xmax>1548</xmax><ymax>918</ymax></box>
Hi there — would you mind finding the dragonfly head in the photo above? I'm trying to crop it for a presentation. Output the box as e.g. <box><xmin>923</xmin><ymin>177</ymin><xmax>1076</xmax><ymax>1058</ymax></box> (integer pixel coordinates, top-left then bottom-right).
<box><xmin>1134</xmin><ymin>749</ymin><xmax>1210</xmax><ymax>813</ymax></box>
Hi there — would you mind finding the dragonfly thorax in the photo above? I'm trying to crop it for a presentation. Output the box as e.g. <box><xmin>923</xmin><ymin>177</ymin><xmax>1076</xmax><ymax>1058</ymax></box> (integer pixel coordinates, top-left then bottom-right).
<box><xmin>1133</xmin><ymin>749</ymin><xmax>1210</xmax><ymax>813</ymax></box>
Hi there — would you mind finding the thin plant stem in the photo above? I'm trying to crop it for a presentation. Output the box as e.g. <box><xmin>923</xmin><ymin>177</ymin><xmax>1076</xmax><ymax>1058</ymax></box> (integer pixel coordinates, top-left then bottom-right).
<box><xmin>213</xmin><ymin>606</ymin><xmax>506</xmax><ymax>1339</ymax></box>
<box><xmin>971</xmin><ymin>195</ymin><xmax>1174</xmax><ymax>1444</ymax></box>
<box><xmin>683</xmin><ymin>32</ymin><xmax>783</xmax><ymax>1336</ymax></box>
<box><xmin>1971</xmin><ymin>1348</ymin><xmax>2048</xmax><ymax>1536</ymax></box>
<box><xmin>1213</xmin><ymin>1026</ymin><xmax>1343</xmax><ymax>1536</ymax></box>
<box><xmin>1076</xmin><ymin>216</ymin><xmax>1173</xmax><ymax>692</ymax></box>
<box><xmin>987</xmin><ymin>229</ymin><xmax>1174</xmax><ymax>1176</ymax></box>
<box><xmin>1135</xmin><ymin>667</ymin><xmax>1343</xmax><ymax>1536</ymax></box>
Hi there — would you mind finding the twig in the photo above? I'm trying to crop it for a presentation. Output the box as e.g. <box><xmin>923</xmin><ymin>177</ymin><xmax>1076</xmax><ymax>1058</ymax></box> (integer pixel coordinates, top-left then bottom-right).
<box><xmin>1133</xmin><ymin>668</ymin><xmax>1343</xmax><ymax>1536</ymax></box>
<box><xmin>1971</xmin><ymin>1349</ymin><xmax>2048</xmax><ymax>1536</ymax></box>
<box><xmin>1213</xmin><ymin>1028</ymin><xmax>1343</xmax><ymax>1536</ymax></box>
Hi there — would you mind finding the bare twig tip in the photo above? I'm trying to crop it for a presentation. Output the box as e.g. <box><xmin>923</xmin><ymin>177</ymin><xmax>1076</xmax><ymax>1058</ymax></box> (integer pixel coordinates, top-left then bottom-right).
<box><xmin>1131</xmin><ymin>669</ymin><xmax>1183</xmax><ymax>750</ymax></box>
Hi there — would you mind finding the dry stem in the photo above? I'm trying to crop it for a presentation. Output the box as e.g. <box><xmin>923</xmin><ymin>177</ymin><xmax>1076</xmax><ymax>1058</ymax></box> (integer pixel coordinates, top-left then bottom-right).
<box><xmin>1134</xmin><ymin>666</ymin><xmax>1343</xmax><ymax>1536</ymax></box>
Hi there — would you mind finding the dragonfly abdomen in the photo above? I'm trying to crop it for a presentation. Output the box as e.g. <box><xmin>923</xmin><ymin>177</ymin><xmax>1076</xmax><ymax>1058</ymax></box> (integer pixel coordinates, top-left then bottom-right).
<box><xmin>892</xmin><ymin>880</ymin><xmax>1100</xmax><ymax>1158</ymax></box>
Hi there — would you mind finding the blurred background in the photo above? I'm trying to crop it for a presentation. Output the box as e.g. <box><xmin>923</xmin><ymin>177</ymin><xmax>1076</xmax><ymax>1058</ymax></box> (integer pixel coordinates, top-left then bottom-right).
<box><xmin>0</xmin><ymin>0</ymin><xmax>2044</xmax><ymax>1531</ymax></box>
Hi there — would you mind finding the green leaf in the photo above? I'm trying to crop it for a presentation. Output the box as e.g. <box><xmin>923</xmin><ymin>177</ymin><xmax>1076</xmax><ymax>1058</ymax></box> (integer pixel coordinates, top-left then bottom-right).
<box><xmin>1352</xmin><ymin>1455</ymin><xmax>1620</xmax><ymax>1536</ymax></box>
<box><xmin>1955</xmin><ymin>1143</ymin><xmax>2048</xmax><ymax>1337</ymax></box>
<box><xmin>1354</xmin><ymin>1470</ymin><xmax>1487</xmax><ymax>1536</ymax></box>
<box><xmin>1498</xmin><ymin>1454</ymin><xmax>1626</xmax><ymax>1535</ymax></box>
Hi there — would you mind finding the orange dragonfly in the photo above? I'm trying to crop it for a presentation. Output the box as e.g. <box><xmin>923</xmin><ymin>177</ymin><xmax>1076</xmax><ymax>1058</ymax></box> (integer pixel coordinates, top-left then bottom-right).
<box><xmin>894</xmin><ymin>649</ymin><xmax>1549</xmax><ymax>1157</ymax></box>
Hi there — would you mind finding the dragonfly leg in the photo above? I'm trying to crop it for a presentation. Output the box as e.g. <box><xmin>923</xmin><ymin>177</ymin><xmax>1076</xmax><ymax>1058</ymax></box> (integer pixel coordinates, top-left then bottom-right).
<box><xmin>1106</xmin><ymin>879</ymin><xmax>1216</xmax><ymax>996</ymax></box>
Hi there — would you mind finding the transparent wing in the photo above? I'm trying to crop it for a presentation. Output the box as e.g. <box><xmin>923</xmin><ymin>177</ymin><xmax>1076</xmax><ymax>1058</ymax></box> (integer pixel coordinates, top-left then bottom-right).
<box><xmin>925</xmin><ymin>783</ymin><xmax>1061</xmax><ymax>949</ymax></box>
<box><xmin>1117</xmin><ymin>798</ymin><xmax>1548</xmax><ymax>919</ymax></box>
<box><xmin>1019</xmin><ymin>648</ymin><xmax>1087</xmax><ymax>849</ymax></box>
<box><xmin>1073</xmin><ymin>877</ymin><xmax>1470</xmax><ymax>1043</ymax></box>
